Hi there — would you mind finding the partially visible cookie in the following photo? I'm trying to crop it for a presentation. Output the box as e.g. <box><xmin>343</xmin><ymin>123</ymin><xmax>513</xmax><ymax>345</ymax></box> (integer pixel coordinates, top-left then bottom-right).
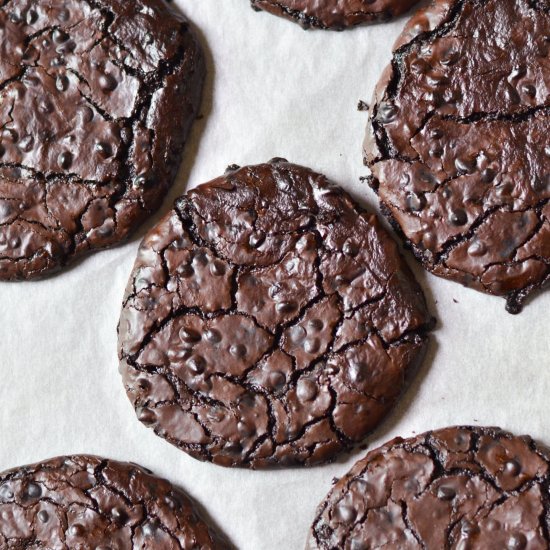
<box><xmin>309</xmin><ymin>426</ymin><xmax>550</xmax><ymax>549</ymax></box>
<box><xmin>250</xmin><ymin>0</ymin><xmax>420</xmax><ymax>30</ymax></box>
<box><xmin>0</xmin><ymin>455</ymin><xmax>228</xmax><ymax>548</ymax></box>
<box><xmin>118</xmin><ymin>160</ymin><xmax>434</xmax><ymax>468</ymax></box>
<box><xmin>365</xmin><ymin>0</ymin><xmax>550</xmax><ymax>313</ymax></box>
<box><xmin>0</xmin><ymin>0</ymin><xmax>204</xmax><ymax>280</ymax></box>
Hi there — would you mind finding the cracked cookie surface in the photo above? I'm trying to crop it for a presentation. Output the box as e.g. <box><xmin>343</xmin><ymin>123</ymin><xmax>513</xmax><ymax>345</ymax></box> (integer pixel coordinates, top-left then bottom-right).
<box><xmin>364</xmin><ymin>0</ymin><xmax>550</xmax><ymax>313</ymax></box>
<box><xmin>0</xmin><ymin>0</ymin><xmax>204</xmax><ymax>280</ymax></box>
<box><xmin>0</xmin><ymin>455</ymin><xmax>228</xmax><ymax>548</ymax></box>
<box><xmin>250</xmin><ymin>0</ymin><xmax>420</xmax><ymax>30</ymax></box>
<box><xmin>308</xmin><ymin>425</ymin><xmax>550</xmax><ymax>550</ymax></box>
<box><xmin>118</xmin><ymin>160</ymin><xmax>434</xmax><ymax>468</ymax></box>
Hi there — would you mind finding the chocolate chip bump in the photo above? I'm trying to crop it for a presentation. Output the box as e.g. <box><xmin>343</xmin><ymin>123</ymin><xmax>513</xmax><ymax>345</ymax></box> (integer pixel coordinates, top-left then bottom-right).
<box><xmin>0</xmin><ymin>455</ymin><xmax>229</xmax><ymax>548</ymax></box>
<box><xmin>118</xmin><ymin>160</ymin><xmax>434</xmax><ymax>468</ymax></box>
<box><xmin>309</xmin><ymin>426</ymin><xmax>550</xmax><ymax>549</ymax></box>
<box><xmin>0</xmin><ymin>0</ymin><xmax>204</xmax><ymax>279</ymax></box>
<box><xmin>365</xmin><ymin>0</ymin><xmax>550</xmax><ymax>313</ymax></box>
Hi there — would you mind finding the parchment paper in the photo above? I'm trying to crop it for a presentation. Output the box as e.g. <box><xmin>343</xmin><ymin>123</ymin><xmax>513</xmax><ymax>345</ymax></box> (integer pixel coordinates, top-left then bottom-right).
<box><xmin>2</xmin><ymin>1</ymin><xmax>550</xmax><ymax>549</ymax></box>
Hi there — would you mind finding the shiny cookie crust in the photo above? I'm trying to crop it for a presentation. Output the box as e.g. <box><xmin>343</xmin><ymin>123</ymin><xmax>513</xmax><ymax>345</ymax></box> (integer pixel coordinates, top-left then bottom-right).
<box><xmin>0</xmin><ymin>0</ymin><xmax>204</xmax><ymax>280</ymax></box>
<box><xmin>309</xmin><ymin>425</ymin><xmax>550</xmax><ymax>549</ymax></box>
<box><xmin>118</xmin><ymin>160</ymin><xmax>434</xmax><ymax>468</ymax></box>
<box><xmin>364</xmin><ymin>0</ymin><xmax>550</xmax><ymax>313</ymax></box>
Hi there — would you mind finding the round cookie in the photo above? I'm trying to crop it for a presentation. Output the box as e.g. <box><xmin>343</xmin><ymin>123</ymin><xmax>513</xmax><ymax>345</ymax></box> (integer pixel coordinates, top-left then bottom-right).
<box><xmin>250</xmin><ymin>0</ymin><xmax>421</xmax><ymax>30</ymax></box>
<box><xmin>364</xmin><ymin>0</ymin><xmax>550</xmax><ymax>313</ymax></box>
<box><xmin>309</xmin><ymin>425</ymin><xmax>550</xmax><ymax>549</ymax></box>
<box><xmin>0</xmin><ymin>0</ymin><xmax>204</xmax><ymax>280</ymax></box>
<box><xmin>0</xmin><ymin>455</ymin><xmax>228</xmax><ymax>548</ymax></box>
<box><xmin>118</xmin><ymin>160</ymin><xmax>434</xmax><ymax>468</ymax></box>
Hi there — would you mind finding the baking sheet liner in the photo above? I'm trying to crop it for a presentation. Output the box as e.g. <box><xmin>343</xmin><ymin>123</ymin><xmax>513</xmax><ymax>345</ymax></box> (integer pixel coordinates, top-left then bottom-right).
<box><xmin>1</xmin><ymin>1</ymin><xmax>549</xmax><ymax>548</ymax></box>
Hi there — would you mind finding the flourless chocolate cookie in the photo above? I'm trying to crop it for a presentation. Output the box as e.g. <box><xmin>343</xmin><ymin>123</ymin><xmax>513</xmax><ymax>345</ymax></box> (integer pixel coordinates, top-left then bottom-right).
<box><xmin>365</xmin><ymin>0</ymin><xmax>550</xmax><ymax>313</ymax></box>
<box><xmin>0</xmin><ymin>455</ymin><xmax>228</xmax><ymax>548</ymax></box>
<box><xmin>0</xmin><ymin>0</ymin><xmax>204</xmax><ymax>280</ymax></box>
<box><xmin>118</xmin><ymin>160</ymin><xmax>434</xmax><ymax>468</ymax></box>
<box><xmin>250</xmin><ymin>0</ymin><xmax>420</xmax><ymax>30</ymax></box>
<box><xmin>309</xmin><ymin>425</ymin><xmax>550</xmax><ymax>549</ymax></box>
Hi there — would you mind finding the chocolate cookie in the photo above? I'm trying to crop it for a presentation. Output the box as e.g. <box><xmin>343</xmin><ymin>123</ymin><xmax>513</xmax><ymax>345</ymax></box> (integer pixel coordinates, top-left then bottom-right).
<box><xmin>118</xmin><ymin>160</ymin><xmax>434</xmax><ymax>468</ymax></box>
<box><xmin>309</xmin><ymin>425</ymin><xmax>550</xmax><ymax>549</ymax></box>
<box><xmin>250</xmin><ymin>0</ymin><xmax>420</xmax><ymax>30</ymax></box>
<box><xmin>0</xmin><ymin>0</ymin><xmax>204</xmax><ymax>280</ymax></box>
<box><xmin>0</xmin><ymin>455</ymin><xmax>228</xmax><ymax>548</ymax></box>
<box><xmin>364</xmin><ymin>0</ymin><xmax>550</xmax><ymax>313</ymax></box>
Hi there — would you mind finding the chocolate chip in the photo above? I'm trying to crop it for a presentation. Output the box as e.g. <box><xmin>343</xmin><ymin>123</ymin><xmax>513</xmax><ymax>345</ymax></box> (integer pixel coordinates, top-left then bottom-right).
<box><xmin>406</xmin><ymin>192</ymin><xmax>426</xmax><ymax>212</ymax></box>
<box><xmin>26</xmin><ymin>9</ymin><xmax>38</xmax><ymax>25</ymax></box>
<box><xmin>58</xmin><ymin>151</ymin><xmax>73</xmax><ymax>169</ymax></box>
<box><xmin>308</xmin><ymin>319</ymin><xmax>324</xmax><ymax>331</ymax></box>
<box><xmin>55</xmin><ymin>74</ymin><xmax>70</xmax><ymax>91</ymax></box>
<box><xmin>187</xmin><ymin>355</ymin><xmax>206</xmax><ymax>374</ymax></box>
<box><xmin>52</xmin><ymin>29</ymin><xmax>69</xmax><ymax>43</ymax></box>
<box><xmin>179</xmin><ymin>327</ymin><xmax>201</xmax><ymax>344</ymax></box>
<box><xmin>449</xmin><ymin>209</ymin><xmax>467</xmax><ymax>226</ymax></box>
<box><xmin>111</xmin><ymin>507</ymin><xmax>128</xmax><ymax>524</ymax></box>
<box><xmin>342</xmin><ymin>240</ymin><xmax>359</xmax><ymax>257</ymax></box>
<box><xmin>467</xmin><ymin>239</ymin><xmax>487</xmax><ymax>257</ymax></box>
<box><xmin>304</xmin><ymin>338</ymin><xmax>321</xmax><ymax>354</ymax></box>
<box><xmin>296</xmin><ymin>378</ymin><xmax>318</xmax><ymax>401</ymax></box>
<box><xmin>229</xmin><ymin>344</ymin><xmax>247</xmax><ymax>358</ymax></box>
<box><xmin>19</xmin><ymin>135</ymin><xmax>34</xmax><ymax>152</ymax></box>
<box><xmin>275</xmin><ymin>301</ymin><xmax>297</xmax><ymax>314</ymax></box>
<box><xmin>26</xmin><ymin>482</ymin><xmax>42</xmax><ymax>498</ymax></box>
<box><xmin>376</xmin><ymin>102</ymin><xmax>398</xmax><ymax>124</ymax></box>
<box><xmin>94</xmin><ymin>141</ymin><xmax>113</xmax><ymax>158</ymax></box>
<box><xmin>436</xmin><ymin>485</ymin><xmax>455</xmax><ymax>501</ymax></box>
<box><xmin>210</xmin><ymin>260</ymin><xmax>226</xmax><ymax>276</ymax></box>
<box><xmin>334</xmin><ymin>504</ymin><xmax>357</xmax><ymax>523</ymax></box>
<box><xmin>507</xmin><ymin>533</ymin><xmax>527</xmax><ymax>549</ymax></box>
<box><xmin>481</xmin><ymin>168</ymin><xmax>496</xmax><ymax>183</ymax></box>
<box><xmin>504</xmin><ymin>459</ymin><xmax>522</xmax><ymax>476</ymax></box>
<box><xmin>204</xmin><ymin>329</ymin><xmax>222</xmax><ymax>344</ymax></box>
<box><xmin>137</xmin><ymin>407</ymin><xmax>156</xmax><ymax>425</ymax></box>
<box><xmin>0</xmin><ymin>485</ymin><xmax>14</xmax><ymax>501</ymax></box>
<box><xmin>99</xmin><ymin>73</ymin><xmax>118</xmax><ymax>92</ymax></box>
<box><xmin>249</xmin><ymin>231</ymin><xmax>266</xmax><ymax>248</ymax></box>
<box><xmin>69</xmin><ymin>524</ymin><xmax>85</xmax><ymax>537</ymax></box>
<box><xmin>455</xmin><ymin>157</ymin><xmax>477</xmax><ymax>174</ymax></box>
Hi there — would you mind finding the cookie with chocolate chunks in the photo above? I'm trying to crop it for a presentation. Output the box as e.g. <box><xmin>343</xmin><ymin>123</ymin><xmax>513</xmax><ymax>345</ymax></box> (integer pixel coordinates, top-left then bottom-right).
<box><xmin>0</xmin><ymin>455</ymin><xmax>228</xmax><ymax>548</ymax></box>
<box><xmin>365</xmin><ymin>0</ymin><xmax>550</xmax><ymax>313</ymax></box>
<box><xmin>250</xmin><ymin>0</ymin><xmax>421</xmax><ymax>30</ymax></box>
<box><xmin>0</xmin><ymin>0</ymin><xmax>204</xmax><ymax>280</ymax></box>
<box><xmin>118</xmin><ymin>160</ymin><xmax>434</xmax><ymax>468</ymax></box>
<box><xmin>309</xmin><ymin>426</ymin><xmax>550</xmax><ymax>549</ymax></box>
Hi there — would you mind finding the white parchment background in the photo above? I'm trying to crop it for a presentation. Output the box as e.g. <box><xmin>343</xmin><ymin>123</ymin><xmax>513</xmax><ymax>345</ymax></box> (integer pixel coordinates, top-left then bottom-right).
<box><xmin>1</xmin><ymin>1</ymin><xmax>550</xmax><ymax>548</ymax></box>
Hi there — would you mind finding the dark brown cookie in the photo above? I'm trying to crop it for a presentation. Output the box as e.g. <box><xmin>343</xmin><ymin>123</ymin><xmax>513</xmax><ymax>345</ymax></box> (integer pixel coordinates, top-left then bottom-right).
<box><xmin>118</xmin><ymin>160</ymin><xmax>434</xmax><ymax>468</ymax></box>
<box><xmin>250</xmin><ymin>0</ymin><xmax>420</xmax><ymax>29</ymax></box>
<box><xmin>0</xmin><ymin>455</ymin><xmax>228</xmax><ymax>548</ymax></box>
<box><xmin>364</xmin><ymin>0</ymin><xmax>550</xmax><ymax>313</ymax></box>
<box><xmin>0</xmin><ymin>0</ymin><xmax>204</xmax><ymax>280</ymax></box>
<box><xmin>309</xmin><ymin>425</ymin><xmax>550</xmax><ymax>549</ymax></box>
